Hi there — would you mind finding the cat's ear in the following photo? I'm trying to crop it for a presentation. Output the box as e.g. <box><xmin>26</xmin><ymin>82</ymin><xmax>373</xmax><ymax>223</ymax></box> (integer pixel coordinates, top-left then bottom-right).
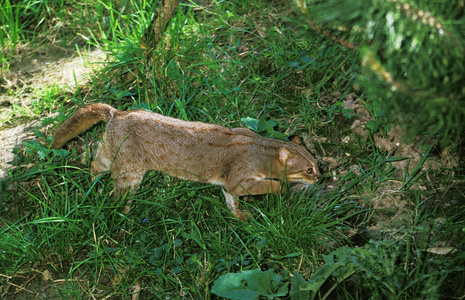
<box><xmin>278</xmin><ymin>147</ymin><xmax>291</xmax><ymax>165</ymax></box>
<box><xmin>291</xmin><ymin>136</ymin><xmax>301</xmax><ymax>145</ymax></box>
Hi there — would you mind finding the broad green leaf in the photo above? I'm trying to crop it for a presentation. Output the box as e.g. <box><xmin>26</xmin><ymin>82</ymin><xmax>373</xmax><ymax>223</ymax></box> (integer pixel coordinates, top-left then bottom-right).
<box><xmin>299</xmin><ymin>247</ymin><xmax>358</xmax><ymax>298</ymax></box>
<box><xmin>211</xmin><ymin>269</ymin><xmax>289</xmax><ymax>300</ymax></box>
<box><xmin>241</xmin><ymin>117</ymin><xmax>259</xmax><ymax>132</ymax></box>
<box><xmin>366</xmin><ymin>120</ymin><xmax>376</xmax><ymax>132</ymax></box>
<box><xmin>383</xmin><ymin>123</ymin><xmax>391</xmax><ymax>132</ymax></box>
<box><xmin>290</xmin><ymin>273</ymin><xmax>310</xmax><ymax>300</ymax></box>
<box><xmin>52</xmin><ymin>148</ymin><xmax>70</xmax><ymax>158</ymax></box>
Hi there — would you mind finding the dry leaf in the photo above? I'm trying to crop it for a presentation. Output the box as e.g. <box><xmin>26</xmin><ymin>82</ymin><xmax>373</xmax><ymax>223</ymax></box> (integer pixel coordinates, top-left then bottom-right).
<box><xmin>426</xmin><ymin>247</ymin><xmax>457</xmax><ymax>255</ymax></box>
<box><xmin>42</xmin><ymin>270</ymin><xmax>53</xmax><ymax>281</ymax></box>
<box><xmin>132</xmin><ymin>282</ymin><xmax>141</xmax><ymax>300</ymax></box>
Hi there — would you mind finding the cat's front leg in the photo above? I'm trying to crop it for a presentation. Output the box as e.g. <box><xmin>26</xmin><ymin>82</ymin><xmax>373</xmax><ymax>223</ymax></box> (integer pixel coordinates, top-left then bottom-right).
<box><xmin>222</xmin><ymin>188</ymin><xmax>251</xmax><ymax>221</ymax></box>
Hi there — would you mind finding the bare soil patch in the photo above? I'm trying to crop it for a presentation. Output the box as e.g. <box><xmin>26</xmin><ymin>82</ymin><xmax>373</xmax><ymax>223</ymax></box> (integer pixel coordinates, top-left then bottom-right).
<box><xmin>306</xmin><ymin>91</ymin><xmax>463</xmax><ymax>247</ymax></box>
<box><xmin>0</xmin><ymin>45</ymin><xmax>106</xmax><ymax>179</ymax></box>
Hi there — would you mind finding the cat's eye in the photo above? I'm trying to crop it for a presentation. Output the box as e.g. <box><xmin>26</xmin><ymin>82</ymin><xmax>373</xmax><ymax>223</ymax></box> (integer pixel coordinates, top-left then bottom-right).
<box><xmin>305</xmin><ymin>168</ymin><xmax>313</xmax><ymax>175</ymax></box>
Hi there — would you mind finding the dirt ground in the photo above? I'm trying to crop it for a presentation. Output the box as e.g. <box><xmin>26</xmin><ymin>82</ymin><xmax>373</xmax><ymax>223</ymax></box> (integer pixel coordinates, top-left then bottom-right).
<box><xmin>0</xmin><ymin>45</ymin><xmax>108</xmax><ymax>298</ymax></box>
<box><xmin>0</xmin><ymin>46</ymin><xmax>105</xmax><ymax>179</ymax></box>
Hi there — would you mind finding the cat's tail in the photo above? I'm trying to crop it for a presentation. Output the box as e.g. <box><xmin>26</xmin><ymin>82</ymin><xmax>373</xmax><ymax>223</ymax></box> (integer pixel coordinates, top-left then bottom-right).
<box><xmin>52</xmin><ymin>103</ymin><xmax>117</xmax><ymax>149</ymax></box>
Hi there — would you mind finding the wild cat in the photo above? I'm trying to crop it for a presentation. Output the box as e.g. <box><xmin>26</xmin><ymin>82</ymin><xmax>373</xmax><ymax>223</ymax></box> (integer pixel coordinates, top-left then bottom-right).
<box><xmin>53</xmin><ymin>103</ymin><xmax>320</xmax><ymax>220</ymax></box>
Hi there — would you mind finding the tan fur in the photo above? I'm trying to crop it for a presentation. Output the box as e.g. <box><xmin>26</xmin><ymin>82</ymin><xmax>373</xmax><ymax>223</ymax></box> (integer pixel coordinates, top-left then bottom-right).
<box><xmin>53</xmin><ymin>103</ymin><xmax>321</xmax><ymax>220</ymax></box>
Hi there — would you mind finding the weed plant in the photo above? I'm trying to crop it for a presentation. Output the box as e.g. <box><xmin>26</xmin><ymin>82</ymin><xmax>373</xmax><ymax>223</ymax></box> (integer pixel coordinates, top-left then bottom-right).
<box><xmin>1</xmin><ymin>0</ymin><xmax>464</xmax><ymax>298</ymax></box>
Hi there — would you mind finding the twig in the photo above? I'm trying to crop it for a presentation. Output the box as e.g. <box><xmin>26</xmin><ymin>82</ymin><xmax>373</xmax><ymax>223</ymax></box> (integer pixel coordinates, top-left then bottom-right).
<box><xmin>8</xmin><ymin>282</ymin><xmax>38</xmax><ymax>296</ymax></box>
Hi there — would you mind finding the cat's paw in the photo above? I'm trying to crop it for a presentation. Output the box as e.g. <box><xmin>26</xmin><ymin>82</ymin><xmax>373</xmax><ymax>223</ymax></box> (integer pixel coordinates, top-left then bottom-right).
<box><xmin>234</xmin><ymin>209</ymin><xmax>251</xmax><ymax>221</ymax></box>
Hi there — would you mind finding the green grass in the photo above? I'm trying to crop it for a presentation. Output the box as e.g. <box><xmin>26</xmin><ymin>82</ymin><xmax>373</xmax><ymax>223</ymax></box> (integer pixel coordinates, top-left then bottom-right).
<box><xmin>1</xmin><ymin>0</ymin><xmax>464</xmax><ymax>298</ymax></box>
